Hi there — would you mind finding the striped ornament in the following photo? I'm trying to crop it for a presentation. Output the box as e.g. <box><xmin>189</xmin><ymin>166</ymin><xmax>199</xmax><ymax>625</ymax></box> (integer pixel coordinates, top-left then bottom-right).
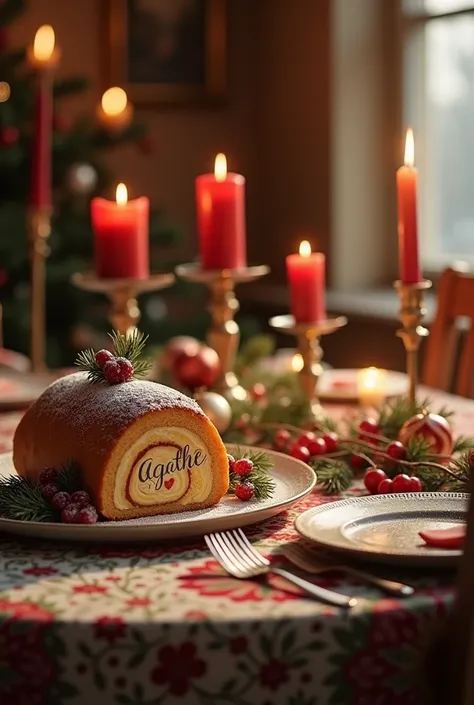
<box><xmin>398</xmin><ymin>412</ymin><xmax>453</xmax><ymax>456</ymax></box>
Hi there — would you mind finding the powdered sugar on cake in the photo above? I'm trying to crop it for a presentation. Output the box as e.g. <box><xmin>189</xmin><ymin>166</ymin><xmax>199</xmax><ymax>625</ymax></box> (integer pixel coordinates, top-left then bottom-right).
<box><xmin>35</xmin><ymin>372</ymin><xmax>204</xmax><ymax>443</ymax></box>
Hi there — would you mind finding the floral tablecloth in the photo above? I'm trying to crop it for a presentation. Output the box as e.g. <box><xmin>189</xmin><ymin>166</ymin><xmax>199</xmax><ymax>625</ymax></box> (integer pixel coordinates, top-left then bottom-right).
<box><xmin>0</xmin><ymin>390</ymin><xmax>473</xmax><ymax>705</ymax></box>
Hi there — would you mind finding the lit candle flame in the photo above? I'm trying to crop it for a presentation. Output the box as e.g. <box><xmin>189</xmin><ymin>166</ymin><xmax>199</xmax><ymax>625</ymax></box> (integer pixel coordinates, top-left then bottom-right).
<box><xmin>291</xmin><ymin>353</ymin><xmax>304</xmax><ymax>373</ymax></box>
<box><xmin>299</xmin><ymin>240</ymin><xmax>311</xmax><ymax>258</ymax></box>
<box><xmin>404</xmin><ymin>128</ymin><xmax>415</xmax><ymax>168</ymax></box>
<box><xmin>360</xmin><ymin>366</ymin><xmax>378</xmax><ymax>390</ymax></box>
<box><xmin>101</xmin><ymin>87</ymin><xmax>128</xmax><ymax>117</ymax></box>
<box><xmin>214</xmin><ymin>153</ymin><xmax>227</xmax><ymax>182</ymax></box>
<box><xmin>33</xmin><ymin>25</ymin><xmax>55</xmax><ymax>62</ymax></box>
<box><xmin>116</xmin><ymin>183</ymin><xmax>128</xmax><ymax>205</ymax></box>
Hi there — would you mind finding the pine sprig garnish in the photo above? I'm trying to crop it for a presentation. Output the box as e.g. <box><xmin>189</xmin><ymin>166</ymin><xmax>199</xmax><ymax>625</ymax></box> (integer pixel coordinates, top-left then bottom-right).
<box><xmin>228</xmin><ymin>448</ymin><xmax>276</xmax><ymax>500</ymax></box>
<box><xmin>0</xmin><ymin>477</ymin><xmax>58</xmax><ymax>522</ymax></box>
<box><xmin>56</xmin><ymin>460</ymin><xmax>83</xmax><ymax>493</ymax></box>
<box><xmin>453</xmin><ymin>436</ymin><xmax>474</xmax><ymax>454</ymax></box>
<box><xmin>75</xmin><ymin>329</ymin><xmax>151</xmax><ymax>384</ymax></box>
<box><xmin>406</xmin><ymin>436</ymin><xmax>433</xmax><ymax>462</ymax></box>
<box><xmin>313</xmin><ymin>459</ymin><xmax>353</xmax><ymax>495</ymax></box>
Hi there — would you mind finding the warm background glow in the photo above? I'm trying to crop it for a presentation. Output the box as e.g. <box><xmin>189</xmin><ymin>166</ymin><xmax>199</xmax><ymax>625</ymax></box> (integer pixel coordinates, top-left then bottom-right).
<box><xmin>116</xmin><ymin>183</ymin><xmax>128</xmax><ymax>205</ymax></box>
<box><xmin>404</xmin><ymin>128</ymin><xmax>415</xmax><ymax>168</ymax></box>
<box><xmin>214</xmin><ymin>153</ymin><xmax>227</xmax><ymax>182</ymax></box>
<box><xmin>101</xmin><ymin>87</ymin><xmax>128</xmax><ymax>117</ymax></box>
<box><xmin>299</xmin><ymin>240</ymin><xmax>312</xmax><ymax>257</ymax></box>
<box><xmin>33</xmin><ymin>25</ymin><xmax>55</xmax><ymax>61</ymax></box>
<box><xmin>291</xmin><ymin>353</ymin><xmax>304</xmax><ymax>372</ymax></box>
<box><xmin>0</xmin><ymin>82</ymin><xmax>10</xmax><ymax>102</ymax></box>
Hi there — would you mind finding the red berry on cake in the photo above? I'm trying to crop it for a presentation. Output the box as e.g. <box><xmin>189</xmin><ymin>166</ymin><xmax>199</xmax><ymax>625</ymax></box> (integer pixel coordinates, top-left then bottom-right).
<box><xmin>233</xmin><ymin>458</ymin><xmax>254</xmax><ymax>477</ymax></box>
<box><xmin>61</xmin><ymin>504</ymin><xmax>81</xmax><ymax>524</ymax></box>
<box><xmin>42</xmin><ymin>483</ymin><xmax>60</xmax><ymax>500</ymax></box>
<box><xmin>51</xmin><ymin>491</ymin><xmax>71</xmax><ymax>511</ymax></box>
<box><xmin>235</xmin><ymin>481</ymin><xmax>255</xmax><ymax>501</ymax></box>
<box><xmin>39</xmin><ymin>467</ymin><xmax>59</xmax><ymax>485</ymax></box>
<box><xmin>76</xmin><ymin>506</ymin><xmax>99</xmax><ymax>524</ymax></box>
<box><xmin>70</xmin><ymin>491</ymin><xmax>91</xmax><ymax>508</ymax></box>
<box><xmin>227</xmin><ymin>454</ymin><xmax>236</xmax><ymax>471</ymax></box>
<box><xmin>103</xmin><ymin>357</ymin><xmax>134</xmax><ymax>384</ymax></box>
<box><xmin>95</xmin><ymin>349</ymin><xmax>114</xmax><ymax>368</ymax></box>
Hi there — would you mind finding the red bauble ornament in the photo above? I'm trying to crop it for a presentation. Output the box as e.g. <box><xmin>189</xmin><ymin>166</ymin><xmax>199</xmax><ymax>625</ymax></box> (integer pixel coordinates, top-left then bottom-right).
<box><xmin>174</xmin><ymin>345</ymin><xmax>221</xmax><ymax>391</ymax></box>
<box><xmin>398</xmin><ymin>412</ymin><xmax>453</xmax><ymax>455</ymax></box>
<box><xmin>162</xmin><ymin>336</ymin><xmax>202</xmax><ymax>372</ymax></box>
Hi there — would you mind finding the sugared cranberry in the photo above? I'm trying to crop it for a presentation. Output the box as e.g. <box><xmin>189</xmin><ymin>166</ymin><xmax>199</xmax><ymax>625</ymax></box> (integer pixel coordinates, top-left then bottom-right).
<box><xmin>273</xmin><ymin>429</ymin><xmax>291</xmax><ymax>452</ymax></box>
<box><xmin>39</xmin><ymin>467</ymin><xmax>59</xmax><ymax>485</ymax></box>
<box><xmin>61</xmin><ymin>504</ymin><xmax>81</xmax><ymax>524</ymax></box>
<box><xmin>104</xmin><ymin>357</ymin><xmax>134</xmax><ymax>384</ymax></box>
<box><xmin>234</xmin><ymin>481</ymin><xmax>255</xmax><ymax>501</ymax></box>
<box><xmin>290</xmin><ymin>444</ymin><xmax>311</xmax><ymax>463</ymax></box>
<box><xmin>227</xmin><ymin>454</ymin><xmax>236</xmax><ymax>472</ymax></box>
<box><xmin>116</xmin><ymin>357</ymin><xmax>134</xmax><ymax>381</ymax></box>
<box><xmin>364</xmin><ymin>468</ymin><xmax>387</xmax><ymax>495</ymax></box>
<box><xmin>70</xmin><ymin>491</ymin><xmax>91</xmax><ymax>508</ymax></box>
<box><xmin>76</xmin><ymin>506</ymin><xmax>99</xmax><ymax>524</ymax></box>
<box><xmin>386</xmin><ymin>441</ymin><xmax>407</xmax><ymax>461</ymax></box>
<box><xmin>51</xmin><ymin>491</ymin><xmax>71</xmax><ymax>511</ymax></box>
<box><xmin>41</xmin><ymin>483</ymin><xmax>60</xmax><ymax>500</ymax></box>
<box><xmin>377</xmin><ymin>478</ymin><xmax>393</xmax><ymax>494</ymax></box>
<box><xmin>323</xmin><ymin>432</ymin><xmax>339</xmax><ymax>453</ymax></box>
<box><xmin>95</xmin><ymin>349</ymin><xmax>114</xmax><ymax>368</ymax></box>
<box><xmin>233</xmin><ymin>458</ymin><xmax>254</xmax><ymax>477</ymax></box>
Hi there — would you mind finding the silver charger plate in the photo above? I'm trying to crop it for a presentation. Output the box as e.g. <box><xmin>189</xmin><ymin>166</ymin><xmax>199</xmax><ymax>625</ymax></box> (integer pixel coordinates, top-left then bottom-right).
<box><xmin>295</xmin><ymin>493</ymin><xmax>468</xmax><ymax>567</ymax></box>
<box><xmin>0</xmin><ymin>446</ymin><xmax>316</xmax><ymax>543</ymax></box>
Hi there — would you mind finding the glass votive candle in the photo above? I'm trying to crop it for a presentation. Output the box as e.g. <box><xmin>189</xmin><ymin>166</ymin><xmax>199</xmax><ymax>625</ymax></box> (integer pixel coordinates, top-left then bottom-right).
<box><xmin>357</xmin><ymin>367</ymin><xmax>388</xmax><ymax>409</ymax></box>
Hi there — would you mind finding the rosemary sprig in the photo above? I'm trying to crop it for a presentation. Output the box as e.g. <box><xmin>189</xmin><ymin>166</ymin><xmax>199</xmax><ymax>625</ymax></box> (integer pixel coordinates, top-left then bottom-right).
<box><xmin>0</xmin><ymin>477</ymin><xmax>58</xmax><ymax>522</ymax></box>
<box><xmin>75</xmin><ymin>329</ymin><xmax>152</xmax><ymax>383</ymax></box>
<box><xmin>227</xmin><ymin>447</ymin><xmax>276</xmax><ymax>500</ymax></box>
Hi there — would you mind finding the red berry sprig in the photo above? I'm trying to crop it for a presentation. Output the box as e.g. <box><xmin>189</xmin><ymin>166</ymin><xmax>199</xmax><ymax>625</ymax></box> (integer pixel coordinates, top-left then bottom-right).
<box><xmin>38</xmin><ymin>467</ymin><xmax>99</xmax><ymax>524</ymax></box>
<box><xmin>227</xmin><ymin>452</ymin><xmax>275</xmax><ymax>501</ymax></box>
<box><xmin>363</xmin><ymin>468</ymin><xmax>424</xmax><ymax>495</ymax></box>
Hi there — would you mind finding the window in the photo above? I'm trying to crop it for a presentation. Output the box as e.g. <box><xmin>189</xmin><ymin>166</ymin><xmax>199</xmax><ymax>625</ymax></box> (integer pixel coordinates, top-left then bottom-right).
<box><xmin>403</xmin><ymin>0</ymin><xmax>474</xmax><ymax>269</ymax></box>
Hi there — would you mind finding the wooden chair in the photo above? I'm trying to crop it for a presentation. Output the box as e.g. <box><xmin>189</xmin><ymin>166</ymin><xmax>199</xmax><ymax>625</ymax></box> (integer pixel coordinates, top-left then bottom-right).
<box><xmin>422</xmin><ymin>267</ymin><xmax>474</xmax><ymax>397</ymax></box>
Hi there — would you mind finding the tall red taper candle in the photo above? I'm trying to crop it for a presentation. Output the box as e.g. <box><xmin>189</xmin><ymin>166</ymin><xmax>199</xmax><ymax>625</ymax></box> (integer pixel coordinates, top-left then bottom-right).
<box><xmin>29</xmin><ymin>25</ymin><xmax>57</xmax><ymax>211</ymax></box>
<box><xmin>286</xmin><ymin>240</ymin><xmax>326</xmax><ymax>323</ymax></box>
<box><xmin>196</xmin><ymin>153</ymin><xmax>246</xmax><ymax>270</ymax></box>
<box><xmin>397</xmin><ymin>128</ymin><xmax>421</xmax><ymax>283</ymax></box>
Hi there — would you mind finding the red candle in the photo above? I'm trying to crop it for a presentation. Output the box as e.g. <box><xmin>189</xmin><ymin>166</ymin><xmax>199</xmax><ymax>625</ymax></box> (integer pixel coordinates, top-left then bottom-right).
<box><xmin>29</xmin><ymin>25</ymin><xmax>57</xmax><ymax>210</ymax></box>
<box><xmin>196</xmin><ymin>153</ymin><xmax>246</xmax><ymax>270</ymax></box>
<box><xmin>91</xmin><ymin>184</ymin><xmax>149</xmax><ymax>279</ymax></box>
<box><xmin>397</xmin><ymin>128</ymin><xmax>421</xmax><ymax>283</ymax></box>
<box><xmin>286</xmin><ymin>241</ymin><xmax>326</xmax><ymax>323</ymax></box>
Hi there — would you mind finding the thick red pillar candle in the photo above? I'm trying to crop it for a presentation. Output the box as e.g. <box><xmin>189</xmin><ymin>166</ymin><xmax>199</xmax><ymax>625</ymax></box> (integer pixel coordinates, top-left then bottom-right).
<box><xmin>91</xmin><ymin>184</ymin><xmax>149</xmax><ymax>279</ymax></box>
<box><xmin>286</xmin><ymin>241</ymin><xmax>326</xmax><ymax>323</ymax></box>
<box><xmin>196</xmin><ymin>153</ymin><xmax>246</xmax><ymax>270</ymax></box>
<box><xmin>397</xmin><ymin>128</ymin><xmax>421</xmax><ymax>283</ymax></box>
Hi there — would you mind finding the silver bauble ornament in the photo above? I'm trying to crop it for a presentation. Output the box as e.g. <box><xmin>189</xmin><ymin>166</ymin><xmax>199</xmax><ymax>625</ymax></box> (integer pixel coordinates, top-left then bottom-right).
<box><xmin>67</xmin><ymin>162</ymin><xmax>98</xmax><ymax>195</ymax></box>
<box><xmin>194</xmin><ymin>390</ymin><xmax>232</xmax><ymax>434</ymax></box>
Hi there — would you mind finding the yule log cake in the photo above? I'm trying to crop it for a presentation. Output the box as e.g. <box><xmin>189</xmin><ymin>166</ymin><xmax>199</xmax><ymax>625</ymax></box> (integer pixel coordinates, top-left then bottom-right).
<box><xmin>13</xmin><ymin>373</ymin><xmax>229</xmax><ymax>520</ymax></box>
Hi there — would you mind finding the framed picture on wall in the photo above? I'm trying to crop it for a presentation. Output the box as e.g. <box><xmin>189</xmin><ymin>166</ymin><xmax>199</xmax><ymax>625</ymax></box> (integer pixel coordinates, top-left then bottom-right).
<box><xmin>102</xmin><ymin>0</ymin><xmax>227</xmax><ymax>106</ymax></box>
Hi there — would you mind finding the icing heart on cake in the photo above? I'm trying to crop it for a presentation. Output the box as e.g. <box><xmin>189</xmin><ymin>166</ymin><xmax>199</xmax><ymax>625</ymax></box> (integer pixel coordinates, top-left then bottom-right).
<box><xmin>165</xmin><ymin>478</ymin><xmax>175</xmax><ymax>490</ymax></box>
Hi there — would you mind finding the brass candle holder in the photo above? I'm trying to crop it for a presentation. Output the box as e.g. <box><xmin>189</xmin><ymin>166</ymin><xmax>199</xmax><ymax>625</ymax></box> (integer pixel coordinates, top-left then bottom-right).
<box><xmin>175</xmin><ymin>263</ymin><xmax>269</xmax><ymax>400</ymax></box>
<box><xmin>394</xmin><ymin>279</ymin><xmax>432</xmax><ymax>404</ymax></box>
<box><xmin>269</xmin><ymin>314</ymin><xmax>347</xmax><ymax>418</ymax></box>
<box><xmin>29</xmin><ymin>209</ymin><xmax>52</xmax><ymax>372</ymax></box>
<box><xmin>72</xmin><ymin>272</ymin><xmax>175</xmax><ymax>336</ymax></box>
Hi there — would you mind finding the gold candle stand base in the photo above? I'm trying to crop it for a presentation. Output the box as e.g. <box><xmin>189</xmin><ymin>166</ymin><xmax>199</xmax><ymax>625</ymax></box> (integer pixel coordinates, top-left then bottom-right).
<box><xmin>29</xmin><ymin>209</ymin><xmax>52</xmax><ymax>373</ymax></box>
<box><xmin>269</xmin><ymin>314</ymin><xmax>347</xmax><ymax>418</ymax></box>
<box><xmin>72</xmin><ymin>273</ymin><xmax>175</xmax><ymax>336</ymax></box>
<box><xmin>394</xmin><ymin>278</ymin><xmax>432</xmax><ymax>405</ymax></box>
<box><xmin>175</xmin><ymin>263</ymin><xmax>270</xmax><ymax>401</ymax></box>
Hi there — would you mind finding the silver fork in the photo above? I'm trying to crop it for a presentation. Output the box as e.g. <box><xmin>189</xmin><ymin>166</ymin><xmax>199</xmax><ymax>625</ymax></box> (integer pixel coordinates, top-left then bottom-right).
<box><xmin>282</xmin><ymin>542</ymin><xmax>414</xmax><ymax>597</ymax></box>
<box><xmin>204</xmin><ymin>529</ymin><xmax>357</xmax><ymax>609</ymax></box>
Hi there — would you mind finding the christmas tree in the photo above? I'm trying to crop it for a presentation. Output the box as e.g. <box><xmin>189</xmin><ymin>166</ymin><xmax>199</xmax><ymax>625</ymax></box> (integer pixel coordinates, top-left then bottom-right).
<box><xmin>0</xmin><ymin>0</ymin><xmax>180</xmax><ymax>367</ymax></box>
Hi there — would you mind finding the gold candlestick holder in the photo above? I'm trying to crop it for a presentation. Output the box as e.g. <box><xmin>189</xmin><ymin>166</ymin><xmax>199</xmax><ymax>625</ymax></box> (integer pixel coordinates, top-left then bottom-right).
<box><xmin>72</xmin><ymin>272</ymin><xmax>175</xmax><ymax>335</ymax></box>
<box><xmin>394</xmin><ymin>279</ymin><xmax>432</xmax><ymax>404</ymax></box>
<box><xmin>269</xmin><ymin>314</ymin><xmax>347</xmax><ymax>418</ymax></box>
<box><xmin>175</xmin><ymin>263</ymin><xmax>270</xmax><ymax>400</ymax></box>
<box><xmin>29</xmin><ymin>209</ymin><xmax>52</xmax><ymax>373</ymax></box>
